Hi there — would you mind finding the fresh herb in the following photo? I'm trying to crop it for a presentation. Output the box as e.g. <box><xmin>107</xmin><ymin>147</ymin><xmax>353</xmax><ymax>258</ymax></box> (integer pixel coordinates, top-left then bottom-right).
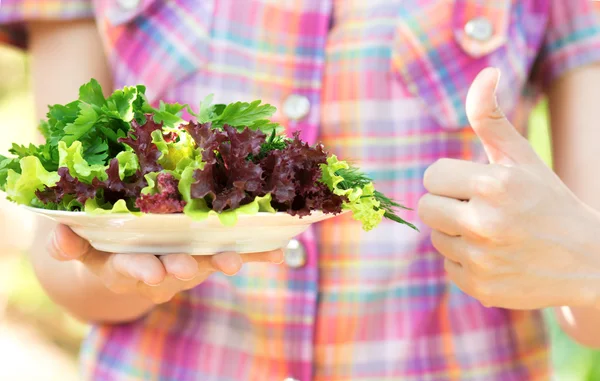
<box><xmin>335</xmin><ymin>165</ymin><xmax>418</xmax><ymax>231</ymax></box>
<box><xmin>190</xmin><ymin>94</ymin><xmax>282</xmax><ymax>133</ymax></box>
<box><xmin>250</xmin><ymin>129</ymin><xmax>288</xmax><ymax>161</ymax></box>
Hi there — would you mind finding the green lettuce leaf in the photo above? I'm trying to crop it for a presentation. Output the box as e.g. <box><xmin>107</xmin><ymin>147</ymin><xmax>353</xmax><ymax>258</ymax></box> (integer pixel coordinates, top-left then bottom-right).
<box><xmin>321</xmin><ymin>155</ymin><xmax>417</xmax><ymax>231</ymax></box>
<box><xmin>6</xmin><ymin>156</ymin><xmax>60</xmax><ymax>206</ymax></box>
<box><xmin>141</xmin><ymin>172</ymin><xmax>159</xmax><ymax>196</ymax></box>
<box><xmin>183</xmin><ymin>193</ymin><xmax>276</xmax><ymax>226</ymax></box>
<box><xmin>177</xmin><ymin>156</ymin><xmax>206</xmax><ymax>203</ymax></box>
<box><xmin>343</xmin><ymin>183</ymin><xmax>386</xmax><ymax>231</ymax></box>
<box><xmin>0</xmin><ymin>155</ymin><xmax>21</xmax><ymax>191</ymax></box>
<box><xmin>115</xmin><ymin>150</ymin><xmax>139</xmax><ymax>180</ymax></box>
<box><xmin>58</xmin><ymin>141</ymin><xmax>107</xmax><ymax>183</ymax></box>
<box><xmin>320</xmin><ymin>155</ymin><xmax>385</xmax><ymax>231</ymax></box>
<box><xmin>151</xmin><ymin>130</ymin><xmax>196</xmax><ymax>171</ymax></box>
<box><xmin>320</xmin><ymin>154</ymin><xmax>350</xmax><ymax>192</ymax></box>
<box><xmin>84</xmin><ymin>198</ymin><xmax>140</xmax><ymax>215</ymax></box>
<box><xmin>38</xmin><ymin>194</ymin><xmax>85</xmax><ymax>212</ymax></box>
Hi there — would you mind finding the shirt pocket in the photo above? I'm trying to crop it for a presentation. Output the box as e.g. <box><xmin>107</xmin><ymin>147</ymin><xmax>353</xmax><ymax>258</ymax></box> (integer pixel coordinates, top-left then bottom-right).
<box><xmin>95</xmin><ymin>0</ymin><xmax>215</xmax><ymax>103</ymax></box>
<box><xmin>391</xmin><ymin>0</ymin><xmax>536</xmax><ymax>131</ymax></box>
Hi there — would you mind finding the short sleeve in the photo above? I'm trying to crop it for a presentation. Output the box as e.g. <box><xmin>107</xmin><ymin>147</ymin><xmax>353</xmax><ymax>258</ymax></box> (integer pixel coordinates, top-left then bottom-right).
<box><xmin>0</xmin><ymin>0</ymin><xmax>94</xmax><ymax>49</ymax></box>
<box><xmin>529</xmin><ymin>0</ymin><xmax>600</xmax><ymax>93</ymax></box>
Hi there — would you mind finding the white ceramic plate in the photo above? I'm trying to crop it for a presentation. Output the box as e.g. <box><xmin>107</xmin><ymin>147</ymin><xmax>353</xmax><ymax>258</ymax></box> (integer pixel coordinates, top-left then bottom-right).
<box><xmin>24</xmin><ymin>206</ymin><xmax>344</xmax><ymax>255</ymax></box>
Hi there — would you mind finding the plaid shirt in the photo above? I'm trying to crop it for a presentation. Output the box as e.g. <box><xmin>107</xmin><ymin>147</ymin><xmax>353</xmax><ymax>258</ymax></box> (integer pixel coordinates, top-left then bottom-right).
<box><xmin>3</xmin><ymin>1</ymin><xmax>600</xmax><ymax>380</ymax></box>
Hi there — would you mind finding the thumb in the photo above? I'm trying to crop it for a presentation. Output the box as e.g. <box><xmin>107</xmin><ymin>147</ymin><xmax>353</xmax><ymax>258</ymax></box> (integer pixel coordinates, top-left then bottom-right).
<box><xmin>48</xmin><ymin>224</ymin><xmax>93</xmax><ymax>261</ymax></box>
<box><xmin>466</xmin><ymin>67</ymin><xmax>539</xmax><ymax>165</ymax></box>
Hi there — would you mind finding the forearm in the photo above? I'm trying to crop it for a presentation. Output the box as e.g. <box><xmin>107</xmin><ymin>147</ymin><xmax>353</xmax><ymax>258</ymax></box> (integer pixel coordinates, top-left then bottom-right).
<box><xmin>549</xmin><ymin>64</ymin><xmax>600</xmax><ymax>348</ymax></box>
<box><xmin>30</xmin><ymin>218</ymin><xmax>155</xmax><ymax>323</ymax></box>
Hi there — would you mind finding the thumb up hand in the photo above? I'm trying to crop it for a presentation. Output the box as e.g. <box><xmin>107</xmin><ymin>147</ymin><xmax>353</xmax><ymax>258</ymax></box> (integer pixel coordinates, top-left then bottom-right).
<box><xmin>418</xmin><ymin>68</ymin><xmax>600</xmax><ymax>310</ymax></box>
<box><xmin>465</xmin><ymin>68</ymin><xmax>541</xmax><ymax>166</ymax></box>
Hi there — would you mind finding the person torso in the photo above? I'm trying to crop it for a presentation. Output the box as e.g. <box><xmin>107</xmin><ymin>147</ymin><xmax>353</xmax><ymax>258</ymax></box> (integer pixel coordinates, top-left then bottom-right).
<box><xmin>82</xmin><ymin>1</ymin><xmax>550</xmax><ymax>380</ymax></box>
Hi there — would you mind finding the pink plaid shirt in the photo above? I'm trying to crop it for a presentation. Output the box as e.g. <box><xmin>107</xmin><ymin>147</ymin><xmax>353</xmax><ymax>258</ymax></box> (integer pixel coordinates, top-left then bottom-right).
<box><xmin>3</xmin><ymin>1</ymin><xmax>600</xmax><ymax>380</ymax></box>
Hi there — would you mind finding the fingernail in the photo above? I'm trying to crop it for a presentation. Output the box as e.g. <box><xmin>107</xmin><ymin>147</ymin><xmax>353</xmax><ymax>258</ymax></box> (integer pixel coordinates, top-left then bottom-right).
<box><xmin>494</xmin><ymin>68</ymin><xmax>501</xmax><ymax>91</ymax></box>
<box><xmin>213</xmin><ymin>254</ymin><xmax>243</xmax><ymax>276</ymax></box>
<box><xmin>272</xmin><ymin>255</ymin><xmax>285</xmax><ymax>265</ymax></box>
<box><xmin>174</xmin><ymin>275</ymin><xmax>196</xmax><ymax>281</ymax></box>
<box><xmin>135</xmin><ymin>269</ymin><xmax>161</xmax><ymax>287</ymax></box>
<box><xmin>51</xmin><ymin>231</ymin><xmax>70</xmax><ymax>260</ymax></box>
<box><xmin>223</xmin><ymin>269</ymin><xmax>240</xmax><ymax>277</ymax></box>
<box><xmin>493</xmin><ymin>68</ymin><xmax>501</xmax><ymax>106</ymax></box>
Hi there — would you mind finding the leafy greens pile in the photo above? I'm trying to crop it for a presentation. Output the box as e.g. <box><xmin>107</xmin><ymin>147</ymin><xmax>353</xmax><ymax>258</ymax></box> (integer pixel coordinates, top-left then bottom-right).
<box><xmin>0</xmin><ymin>80</ymin><xmax>417</xmax><ymax>231</ymax></box>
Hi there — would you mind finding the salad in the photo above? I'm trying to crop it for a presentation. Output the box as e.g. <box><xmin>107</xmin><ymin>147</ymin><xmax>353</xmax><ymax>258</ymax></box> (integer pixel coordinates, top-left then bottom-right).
<box><xmin>0</xmin><ymin>80</ymin><xmax>417</xmax><ymax>232</ymax></box>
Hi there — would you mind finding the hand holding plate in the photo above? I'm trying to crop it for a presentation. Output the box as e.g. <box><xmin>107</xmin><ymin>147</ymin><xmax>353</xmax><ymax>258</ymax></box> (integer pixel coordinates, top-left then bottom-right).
<box><xmin>47</xmin><ymin>224</ymin><xmax>284</xmax><ymax>304</ymax></box>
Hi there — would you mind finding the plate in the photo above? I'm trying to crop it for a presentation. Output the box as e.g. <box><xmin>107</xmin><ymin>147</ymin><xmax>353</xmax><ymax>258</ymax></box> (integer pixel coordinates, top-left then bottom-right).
<box><xmin>23</xmin><ymin>206</ymin><xmax>344</xmax><ymax>255</ymax></box>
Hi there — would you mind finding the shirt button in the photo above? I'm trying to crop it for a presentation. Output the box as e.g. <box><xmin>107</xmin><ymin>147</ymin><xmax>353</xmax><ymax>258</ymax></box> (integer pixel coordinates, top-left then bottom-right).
<box><xmin>282</xmin><ymin>94</ymin><xmax>310</xmax><ymax>121</ymax></box>
<box><xmin>284</xmin><ymin>239</ymin><xmax>306</xmax><ymax>268</ymax></box>
<box><xmin>117</xmin><ymin>0</ymin><xmax>141</xmax><ymax>11</ymax></box>
<box><xmin>464</xmin><ymin>17</ymin><xmax>494</xmax><ymax>42</ymax></box>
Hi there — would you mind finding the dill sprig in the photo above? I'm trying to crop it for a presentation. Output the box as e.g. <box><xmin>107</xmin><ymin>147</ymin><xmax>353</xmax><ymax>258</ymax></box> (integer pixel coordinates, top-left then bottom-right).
<box><xmin>336</xmin><ymin>166</ymin><xmax>419</xmax><ymax>231</ymax></box>
<box><xmin>247</xmin><ymin>129</ymin><xmax>289</xmax><ymax>161</ymax></box>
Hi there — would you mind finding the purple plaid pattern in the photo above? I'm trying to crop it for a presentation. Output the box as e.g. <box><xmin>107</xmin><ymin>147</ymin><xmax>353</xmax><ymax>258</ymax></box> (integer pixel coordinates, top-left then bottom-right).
<box><xmin>2</xmin><ymin>0</ymin><xmax>600</xmax><ymax>380</ymax></box>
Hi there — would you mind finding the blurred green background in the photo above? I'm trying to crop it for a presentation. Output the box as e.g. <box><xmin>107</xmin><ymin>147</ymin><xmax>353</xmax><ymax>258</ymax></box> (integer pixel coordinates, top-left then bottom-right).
<box><xmin>0</xmin><ymin>45</ymin><xmax>599</xmax><ymax>379</ymax></box>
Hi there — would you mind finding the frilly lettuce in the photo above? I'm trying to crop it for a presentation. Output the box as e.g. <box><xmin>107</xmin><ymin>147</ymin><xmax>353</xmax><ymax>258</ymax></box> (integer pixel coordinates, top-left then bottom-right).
<box><xmin>0</xmin><ymin>78</ymin><xmax>416</xmax><ymax>232</ymax></box>
<box><xmin>116</xmin><ymin>150</ymin><xmax>139</xmax><ymax>180</ymax></box>
<box><xmin>141</xmin><ymin>172</ymin><xmax>159</xmax><ymax>196</ymax></box>
<box><xmin>320</xmin><ymin>155</ymin><xmax>385</xmax><ymax>231</ymax></box>
<box><xmin>58</xmin><ymin>141</ymin><xmax>107</xmax><ymax>183</ymax></box>
<box><xmin>84</xmin><ymin>198</ymin><xmax>140</xmax><ymax>215</ymax></box>
<box><xmin>6</xmin><ymin>156</ymin><xmax>60</xmax><ymax>206</ymax></box>
<box><xmin>183</xmin><ymin>193</ymin><xmax>276</xmax><ymax>226</ymax></box>
<box><xmin>176</xmin><ymin>152</ymin><xmax>276</xmax><ymax>225</ymax></box>
<box><xmin>0</xmin><ymin>155</ymin><xmax>20</xmax><ymax>191</ymax></box>
<box><xmin>152</xmin><ymin>130</ymin><xmax>196</xmax><ymax>171</ymax></box>
<box><xmin>140</xmin><ymin>170</ymin><xmax>180</xmax><ymax>195</ymax></box>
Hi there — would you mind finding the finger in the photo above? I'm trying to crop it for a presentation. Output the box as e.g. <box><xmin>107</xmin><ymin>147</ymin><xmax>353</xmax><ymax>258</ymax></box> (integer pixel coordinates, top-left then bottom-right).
<box><xmin>240</xmin><ymin>249</ymin><xmax>284</xmax><ymax>264</ymax></box>
<box><xmin>160</xmin><ymin>254</ymin><xmax>199</xmax><ymax>281</ymax></box>
<box><xmin>430</xmin><ymin>229</ymin><xmax>467</xmax><ymax>264</ymax></box>
<box><xmin>136</xmin><ymin>271</ymin><xmax>214</xmax><ymax>304</ymax></box>
<box><xmin>200</xmin><ymin>252</ymin><xmax>243</xmax><ymax>276</ymax></box>
<box><xmin>136</xmin><ymin>276</ymin><xmax>180</xmax><ymax>304</ymax></box>
<box><xmin>418</xmin><ymin>193</ymin><xmax>468</xmax><ymax>236</ymax></box>
<box><xmin>424</xmin><ymin>158</ymin><xmax>491</xmax><ymax>200</ymax></box>
<box><xmin>48</xmin><ymin>224</ymin><xmax>93</xmax><ymax>261</ymax></box>
<box><xmin>109</xmin><ymin>254</ymin><xmax>167</xmax><ymax>286</ymax></box>
<box><xmin>193</xmin><ymin>249</ymin><xmax>285</xmax><ymax>276</ymax></box>
<box><xmin>444</xmin><ymin>259</ymin><xmax>471</xmax><ymax>294</ymax></box>
<box><xmin>466</xmin><ymin>67</ymin><xmax>540</xmax><ymax>166</ymax></box>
